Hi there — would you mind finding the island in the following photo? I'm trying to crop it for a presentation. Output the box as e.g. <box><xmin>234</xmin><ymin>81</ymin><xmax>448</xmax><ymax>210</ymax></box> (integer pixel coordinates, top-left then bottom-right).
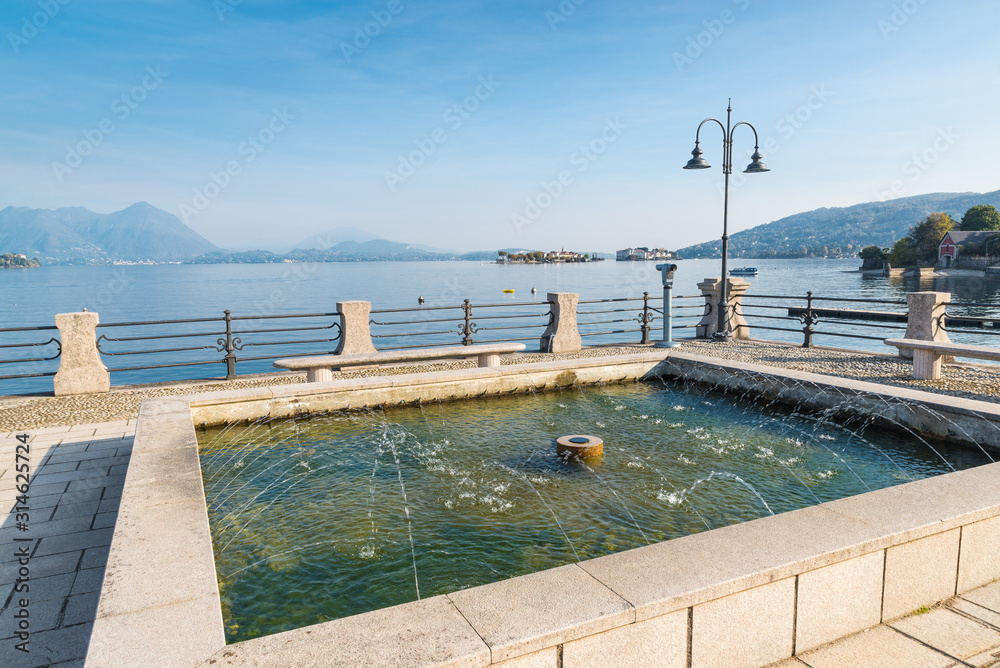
<box><xmin>1</xmin><ymin>253</ymin><xmax>40</xmax><ymax>268</ymax></box>
<box><xmin>496</xmin><ymin>249</ymin><xmax>602</xmax><ymax>264</ymax></box>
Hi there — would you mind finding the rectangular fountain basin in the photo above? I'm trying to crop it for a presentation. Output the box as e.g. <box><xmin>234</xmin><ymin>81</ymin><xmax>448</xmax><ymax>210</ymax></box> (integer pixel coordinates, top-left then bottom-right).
<box><xmin>85</xmin><ymin>352</ymin><xmax>1000</xmax><ymax>668</ymax></box>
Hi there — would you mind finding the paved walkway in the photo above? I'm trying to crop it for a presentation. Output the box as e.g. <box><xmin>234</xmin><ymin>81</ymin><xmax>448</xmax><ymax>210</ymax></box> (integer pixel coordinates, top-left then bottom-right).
<box><xmin>772</xmin><ymin>581</ymin><xmax>1000</xmax><ymax>667</ymax></box>
<box><xmin>1</xmin><ymin>422</ymin><xmax>134</xmax><ymax>667</ymax></box>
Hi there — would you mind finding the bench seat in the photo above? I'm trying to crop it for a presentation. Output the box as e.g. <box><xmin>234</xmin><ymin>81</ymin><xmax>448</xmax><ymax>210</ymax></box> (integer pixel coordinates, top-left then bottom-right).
<box><xmin>884</xmin><ymin>338</ymin><xmax>1000</xmax><ymax>380</ymax></box>
<box><xmin>274</xmin><ymin>343</ymin><xmax>528</xmax><ymax>382</ymax></box>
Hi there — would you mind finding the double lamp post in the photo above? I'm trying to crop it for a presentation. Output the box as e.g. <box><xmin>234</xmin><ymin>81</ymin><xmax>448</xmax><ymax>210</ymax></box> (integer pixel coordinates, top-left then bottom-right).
<box><xmin>683</xmin><ymin>99</ymin><xmax>770</xmax><ymax>341</ymax></box>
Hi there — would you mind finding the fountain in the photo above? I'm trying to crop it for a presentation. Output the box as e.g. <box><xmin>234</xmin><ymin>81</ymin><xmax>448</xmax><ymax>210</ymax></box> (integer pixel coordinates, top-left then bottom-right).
<box><xmin>87</xmin><ymin>350</ymin><xmax>1000</xmax><ymax>667</ymax></box>
<box><xmin>197</xmin><ymin>377</ymin><xmax>991</xmax><ymax>642</ymax></box>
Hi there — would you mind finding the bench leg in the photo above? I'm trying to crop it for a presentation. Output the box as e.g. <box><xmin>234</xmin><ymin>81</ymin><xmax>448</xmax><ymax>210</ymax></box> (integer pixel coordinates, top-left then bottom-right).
<box><xmin>477</xmin><ymin>353</ymin><xmax>501</xmax><ymax>368</ymax></box>
<box><xmin>307</xmin><ymin>367</ymin><xmax>334</xmax><ymax>383</ymax></box>
<box><xmin>912</xmin><ymin>349</ymin><xmax>942</xmax><ymax>380</ymax></box>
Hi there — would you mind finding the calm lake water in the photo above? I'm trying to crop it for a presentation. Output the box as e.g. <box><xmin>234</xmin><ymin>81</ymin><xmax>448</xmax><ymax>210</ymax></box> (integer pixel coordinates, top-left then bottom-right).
<box><xmin>3</xmin><ymin>258</ymin><xmax>1000</xmax><ymax>394</ymax></box>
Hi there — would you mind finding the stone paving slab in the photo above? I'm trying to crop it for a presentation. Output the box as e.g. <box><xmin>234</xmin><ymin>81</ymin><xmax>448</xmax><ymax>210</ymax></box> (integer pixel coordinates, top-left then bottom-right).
<box><xmin>796</xmin><ymin>625</ymin><xmax>956</xmax><ymax>668</ymax></box>
<box><xmin>890</xmin><ymin>608</ymin><xmax>1000</xmax><ymax>660</ymax></box>
<box><xmin>0</xmin><ymin>425</ymin><xmax>132</xmax><ymax>667</ymax></box>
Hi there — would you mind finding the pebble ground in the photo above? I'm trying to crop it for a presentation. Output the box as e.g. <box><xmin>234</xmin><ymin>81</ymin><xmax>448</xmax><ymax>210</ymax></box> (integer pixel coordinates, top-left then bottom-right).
<box><xmin>2</xmin><ymin>339</ymin><xmax>999</xmax><ymax>432</ymax></box>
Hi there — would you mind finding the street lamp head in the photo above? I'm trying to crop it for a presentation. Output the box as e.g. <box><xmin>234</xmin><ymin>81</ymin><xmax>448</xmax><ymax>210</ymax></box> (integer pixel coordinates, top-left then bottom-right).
<box><xmin>743</xmin><ymin>149</ymin><xmax>770</xmax><ymax>173</ymax></box>
<box><xmin>683</xmin><ymin>143</ymin><xmax>711</xmax><ymax>169</ymax></box>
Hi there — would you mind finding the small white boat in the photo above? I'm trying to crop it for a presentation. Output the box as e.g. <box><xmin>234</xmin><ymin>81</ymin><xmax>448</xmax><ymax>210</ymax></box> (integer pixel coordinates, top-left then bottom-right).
<box><xmin>729</xmin><ymin>267</ymin><xmax>758</xmax><ymax>276</ymax></box>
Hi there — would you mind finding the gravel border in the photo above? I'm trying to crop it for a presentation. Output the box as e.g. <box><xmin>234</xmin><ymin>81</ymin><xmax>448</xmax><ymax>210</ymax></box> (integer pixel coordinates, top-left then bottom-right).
<box><xmin>3</xmin><ymin>340</ymin><xmax>999</xmax><ymax>431</ymax></box>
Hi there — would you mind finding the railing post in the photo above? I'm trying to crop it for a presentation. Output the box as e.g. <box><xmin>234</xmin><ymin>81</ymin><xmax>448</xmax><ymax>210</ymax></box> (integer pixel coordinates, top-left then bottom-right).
<box><xmin>462</xmin><ymin>299</ymin><xmax>474</xmax><ymax>346</ymax></box>
<box><xmin>640</xmin><ymin>292</ymin><xmax>651</xmax><ymax>344</ymax></box>
<box><xmin>539</xmin><ymin>293</ymin><xmax>581</xmax><ymax>353</ymax></box>
<box><xmin>223</xmin><ymin>310</ymin><xmax>237</xmax><ymax>380</ymax></box>
<box><xmin>801</xmin><ymin>291</ymin><xmax>818</xmax><ymax>348</ymax></box>
<box><xmin>335</xmin><ymin>301</ymin><xmax>378</xmax><ymax>355</ymax></box>
<box><xmin>903</xmin><ymin>291</ymin><xmax>953</xmax><ymax>361</ymax></box>
<box><xmin>54</xmin><ymin>311</ymin><xmax>110</xmax><ymax>396</ymax></box>
<box><xmin>695</xmin><ymin>278</ymin><xmax>751</xmax><ymax>339</ymax></box>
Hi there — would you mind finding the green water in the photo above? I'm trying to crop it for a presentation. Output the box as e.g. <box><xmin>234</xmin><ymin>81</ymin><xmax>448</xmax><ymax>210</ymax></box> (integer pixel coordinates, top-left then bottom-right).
<box><xmin>197</xmin><ymin>381</ymin><xmax>991</xmax><ymax>642</ymax></box>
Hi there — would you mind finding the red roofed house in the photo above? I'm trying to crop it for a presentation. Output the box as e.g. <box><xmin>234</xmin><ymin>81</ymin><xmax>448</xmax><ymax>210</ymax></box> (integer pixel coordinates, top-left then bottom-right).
<box><xmin>938</xmin><ymin>230</ymin><xmax>1000</xmax><ymax>268</ymax></box>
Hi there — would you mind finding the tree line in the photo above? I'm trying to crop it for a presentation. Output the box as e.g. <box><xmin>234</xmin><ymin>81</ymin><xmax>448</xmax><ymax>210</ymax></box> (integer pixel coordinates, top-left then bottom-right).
<box><xmin>858</xmin><ymin>204</ymin><xmax>1000</xmax><ymax>267</ymax></box>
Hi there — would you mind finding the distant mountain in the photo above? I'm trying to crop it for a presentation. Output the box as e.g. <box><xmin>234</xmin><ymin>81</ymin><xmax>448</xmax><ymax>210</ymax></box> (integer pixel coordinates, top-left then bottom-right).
<box><xmin>188</xmin><ymin>250</ymin><xmax>287</xmax><ymax>264</ymax></box>
<box><xmin>676</xmin><ymin>190</ymin><xmax>1000</xmax><ymax>259</ymax></box>
<box><xmin>287</xmin><ymin>239</ymin><xmax>462</xmax><ymax>261</ymax></box>
<box><xmin>294</xmin><ymin>227</ymin><xmax>381</xmax><ymax>250</ymax></box>
<box><xmin>0</xmin><ymin>202</ymin><xmax>220</xmax><ymax>263</ymax></box>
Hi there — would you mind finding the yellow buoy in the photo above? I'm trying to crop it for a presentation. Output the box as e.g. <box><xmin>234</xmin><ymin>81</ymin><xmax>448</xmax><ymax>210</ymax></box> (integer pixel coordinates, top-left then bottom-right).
<box><xmin>502</xmin><ymin>289</ymin><xmax>515</xmax><ymax>293</ymax></box>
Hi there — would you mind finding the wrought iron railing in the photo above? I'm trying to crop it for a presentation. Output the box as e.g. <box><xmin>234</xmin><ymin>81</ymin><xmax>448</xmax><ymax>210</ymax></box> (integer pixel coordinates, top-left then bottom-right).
<box><xmin>95</xmin><ymin>310</ymin><xmax>342</xmax><ymax>380</ymax></box>
<box><xmin>0</xmin><ymin>324</ymin><xmax>61</xmax><ymax>381</ymax></box>
<box><xmin>369</xmin><ymin>300</ymin><xmax>553</xmax><ymax>350</ymax></box>
<box><xmin>576</xmin><ymin>293</ymin><xmax>706</xmax><ymax>343</ymax></box>
<box><xmin>738</xmin><ymin>293</ymin><xmax>910</xmax><ymax>348</ymax></box>
<box><xmin>937</xmin><ymin>302</ymin><xmax>1000</xmax><ymax>341</ymax></box>
<box><xmin>10</xmin><ymin>291</ymin><xmax>1000</xmax><ymax>395</ymax></box>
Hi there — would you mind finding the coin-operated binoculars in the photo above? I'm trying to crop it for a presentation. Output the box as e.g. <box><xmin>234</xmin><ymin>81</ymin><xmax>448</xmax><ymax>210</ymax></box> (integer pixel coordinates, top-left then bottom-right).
<box><xmin>654</xmin><ymin>263</ymin><xmax>681</xmax><ymax>348</ymax></box>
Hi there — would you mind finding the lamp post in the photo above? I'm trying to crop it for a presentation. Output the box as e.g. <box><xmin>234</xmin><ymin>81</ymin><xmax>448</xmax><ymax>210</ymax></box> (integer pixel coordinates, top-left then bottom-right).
<box><xmin>684</xmin><ymin>99</ymin><xmax>770</xmax><ymax>341</ymax></box>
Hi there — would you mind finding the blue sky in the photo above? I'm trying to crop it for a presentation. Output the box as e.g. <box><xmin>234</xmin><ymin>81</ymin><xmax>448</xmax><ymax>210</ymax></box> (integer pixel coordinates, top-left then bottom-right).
<box><xmin>1</xmin><ymin>0</ymin><xmax>998</xmax><ymax>252</ymax></box>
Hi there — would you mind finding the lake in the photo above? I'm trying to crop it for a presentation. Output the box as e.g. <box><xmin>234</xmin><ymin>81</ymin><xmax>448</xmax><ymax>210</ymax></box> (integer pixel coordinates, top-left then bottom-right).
<box><xmin>3</xmin><ymin>258</ymin><xmax>1000</xmax><ymax>394</ymax></box>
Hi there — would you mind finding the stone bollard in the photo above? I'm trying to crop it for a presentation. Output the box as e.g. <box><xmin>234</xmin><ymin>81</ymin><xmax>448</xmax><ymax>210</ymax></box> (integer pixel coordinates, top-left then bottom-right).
<box><xmin>334</xmin><ymin>301</ymin><xmax>378</xmax><ymax>355</ymax></box>
<box><xmin>696</xmin><ymin>277</ymin><xmax>751</xmax><ymax>340</ymax></box>
<box><xmin>540</xmin><ymin>293</ymin><xmax>582</xmax><ymax>353</ymax></box>
<box><xmin>903</xmin><ymin>292</ymin><xmax>953</xmax><ymax>362</ymax></box>
<box><xmin>54</xmin><ymin>311</ymin><xmax>110</xmax><ymax>396</ymax></box>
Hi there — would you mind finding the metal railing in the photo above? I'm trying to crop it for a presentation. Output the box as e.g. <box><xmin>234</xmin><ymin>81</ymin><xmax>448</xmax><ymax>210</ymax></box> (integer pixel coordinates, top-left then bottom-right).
<box><xmin>738</xmin><ymin>292</ymin><xmax>910</xmax><ymax>348</ymax></box>
<box><xmin>369</xmin><ymin>299</ymin><xmax>553</xmax><ymax>350</ymax></box>
<box><xmin>0</xmin><ymin>324</ymin><xmax>61</xmax><ymax>381</ymax></box>
<box><xmin>576</xmin><ymin>293</ymin><xmax>706</xmax><ymax>343</ymax></box>
<box><xmin>938</xmin><ymin>302</ymin><xmax>1000</xmax><ymax>341</ymax></box>
<box><xmin>95</xmin><ymin>310</ymin><xmax>343</xmax><ymax>380</ymax></box>
<box><xmin>11</xmin><ymin>291</ymin><xmax>1000</xmax><ymax>395</ymax></box>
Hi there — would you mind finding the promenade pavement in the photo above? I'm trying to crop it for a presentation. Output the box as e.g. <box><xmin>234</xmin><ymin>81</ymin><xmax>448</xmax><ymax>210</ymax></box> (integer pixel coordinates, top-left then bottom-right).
<box><xmin>1</xmin><ymin>422</ymin><xmax>134</xmax><ymax>667</ymax></box>
<box><xmin>1</xmin><ymin>342</ymin><xmax>999</xmax><ymax>666</ymax></box>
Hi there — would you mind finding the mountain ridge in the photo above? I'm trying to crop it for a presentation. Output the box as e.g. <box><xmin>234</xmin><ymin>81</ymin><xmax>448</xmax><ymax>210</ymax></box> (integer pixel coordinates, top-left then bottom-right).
<box><xmin>0</xmin><ymin>202</ymin><xmax>220</xmax><ymax>263</ymax></box>
<box><xmin>676</xmin><ymin>190</ymin><xmax>1000</xmax><ymax>258</ymax></box>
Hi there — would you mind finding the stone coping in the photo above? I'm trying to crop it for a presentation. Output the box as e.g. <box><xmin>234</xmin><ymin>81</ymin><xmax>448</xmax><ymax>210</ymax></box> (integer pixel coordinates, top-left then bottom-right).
<box><xmin>85</xmin><ymin>352</ymin><xmax>1000</xmax><ymax>667</ymax></box>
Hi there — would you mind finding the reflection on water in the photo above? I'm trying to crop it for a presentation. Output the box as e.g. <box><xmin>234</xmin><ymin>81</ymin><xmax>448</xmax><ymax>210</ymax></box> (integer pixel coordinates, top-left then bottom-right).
<box><xmin>197</xmin><ymin>380</ymin><xmax>991</xmax><ymax>642</ymax></box>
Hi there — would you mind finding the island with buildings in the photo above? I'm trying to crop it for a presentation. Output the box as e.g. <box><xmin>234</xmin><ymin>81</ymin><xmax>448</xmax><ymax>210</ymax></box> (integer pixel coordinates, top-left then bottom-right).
<box><xmin>615</xmin><ymin>247</ymin><xmax>680</xmax><ymax>261</ymax></box>
<box><xmin>496</xmin><ymin>249</ymin><xmax>602</xmax><ymax>264</ymax></box>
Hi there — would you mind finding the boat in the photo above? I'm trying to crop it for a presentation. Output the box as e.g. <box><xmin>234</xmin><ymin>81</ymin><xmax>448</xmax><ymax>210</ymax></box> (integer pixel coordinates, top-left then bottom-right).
<box><xmin>729</xmin><ymin>267</ymin><xmax>758</xmax><ymax>276</ymax></box>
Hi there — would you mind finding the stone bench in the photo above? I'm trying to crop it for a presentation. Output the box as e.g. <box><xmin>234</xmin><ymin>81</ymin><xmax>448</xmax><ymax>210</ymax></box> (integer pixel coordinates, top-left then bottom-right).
<box><xmin>884</xmin><ymin>338</ymin><xmax>1000</xmax><ymax>380</ymax></box>
<box><xmin>274</xmin><ymin>343</ymin><xmax>528</xmax><ymax>382</ymax></box>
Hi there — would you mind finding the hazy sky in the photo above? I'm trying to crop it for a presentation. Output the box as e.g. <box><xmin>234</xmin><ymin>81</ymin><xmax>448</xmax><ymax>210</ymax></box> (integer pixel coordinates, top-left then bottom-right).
<box><xmin>1</xmin><ymin>0</ymin><xmax>997</xmax><ymax>252</ymax></box>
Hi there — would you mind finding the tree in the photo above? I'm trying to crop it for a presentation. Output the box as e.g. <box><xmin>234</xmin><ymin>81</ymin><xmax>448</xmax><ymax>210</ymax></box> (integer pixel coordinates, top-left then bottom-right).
<box><xmin>497</xmin><ymin>250</ymin><xmax>507</xmax><ymax>257</ymax></box>
<box><xmin>961</xmin><ymin>205</ymin><xmax>1000</xmax><ymax>231</ymax></box>
<box><xmin>887</xmin><ymin>236</ymin><xmax>917</xmax><ymax>267</ymax></box>
<box><xmin>858</xmin><ymin>245</ymin><xmax>885</xmax><ymax>260</ymax></box>
<box><xmin>910</xmin><ymin>212</ymin><xmax>955</xmax><ymax>263</ymax></box>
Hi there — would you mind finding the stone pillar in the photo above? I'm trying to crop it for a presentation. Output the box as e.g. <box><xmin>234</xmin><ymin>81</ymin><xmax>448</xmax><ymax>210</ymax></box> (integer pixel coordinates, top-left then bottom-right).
<box><xmin>334</xmin><ymin>301</ymin><xmax>378</xmax><ymax>355</ymax></box>
<box><xmin>695</xmin><ymin>277</ymin><xmax>751</xmax><ymax>340</ymax></box>
<box><xmin>903</xmin><ymin>292</ymin><xmax>952</xmax><ymax>361</ymax></box>
<box><xmin>540</xmin><ymin>293</ymin><xmax>581</xmax><ymax>353</ymax></box>
<box><xmin>54</xmin><ymin>311</ymin><xmax>110</xmax><ymax>396</ymax></box>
